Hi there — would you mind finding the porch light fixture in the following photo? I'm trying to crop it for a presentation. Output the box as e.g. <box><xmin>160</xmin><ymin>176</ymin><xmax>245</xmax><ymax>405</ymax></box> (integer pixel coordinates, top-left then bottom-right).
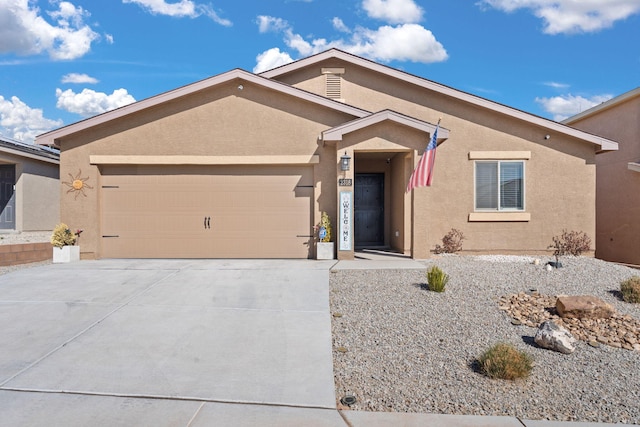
<box><xmin>340</xmin><ymin>151</ymin><xmax>351</xmax><ymax>171</ymax></box>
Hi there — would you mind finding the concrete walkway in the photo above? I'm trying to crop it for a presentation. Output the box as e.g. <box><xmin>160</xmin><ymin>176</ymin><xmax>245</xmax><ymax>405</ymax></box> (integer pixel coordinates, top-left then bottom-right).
<box><xmin>0</xmin><ymin>259</ymin><xmax>628</xmax><ymax>426</ymax></box>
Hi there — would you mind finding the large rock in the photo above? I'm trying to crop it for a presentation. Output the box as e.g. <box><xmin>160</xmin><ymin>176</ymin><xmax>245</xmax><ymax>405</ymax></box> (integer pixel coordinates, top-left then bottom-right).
<box><xmin>534</xmin><ymin>321</ymin><xmax>577</xmax><ymax>354</ymax></box>
<box><xmin>556</xmin><ymin>295</ymin><xmax>615</xmax><ymax>319</ymax></box>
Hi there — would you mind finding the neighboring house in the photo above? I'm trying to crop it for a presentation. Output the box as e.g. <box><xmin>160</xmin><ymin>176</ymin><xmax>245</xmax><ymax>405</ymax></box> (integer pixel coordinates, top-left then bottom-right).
<box><xmin>563</xmin><ymin>87</ymin><xmax>640</xmax><ymax>266</ymax></box>
<box><xmin>35</xmin><ymin>49</ymin><xmax>617</xmax><ymax>260</ymax></box>
<box><xmin>0</xmin><ymin>136</ymin><xmax>60</xmax><ymax>232</ymax></box>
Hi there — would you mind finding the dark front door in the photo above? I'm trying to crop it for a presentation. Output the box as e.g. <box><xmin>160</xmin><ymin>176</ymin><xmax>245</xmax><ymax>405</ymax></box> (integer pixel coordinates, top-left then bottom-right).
<box><xmin>354</xmin><ymin>173</ymin><xmax>384</xmax><ymax>247</ymax></box>
<box><xmin>0</xmin><ymin>165</ymin><xmax>16</xmax><ymax>230</ymax></box>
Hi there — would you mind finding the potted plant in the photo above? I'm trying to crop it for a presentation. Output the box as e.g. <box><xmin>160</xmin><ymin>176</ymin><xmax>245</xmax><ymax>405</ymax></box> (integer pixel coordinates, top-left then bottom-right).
<box><xmin>315</xmin><ymin>212</ymin><xmax>334</xmax><ymax>260</ymax></box>
<box><xmin>51</xmin><ymin>223</ymin><xmax>81</xmax><ymax>263</ymax></box>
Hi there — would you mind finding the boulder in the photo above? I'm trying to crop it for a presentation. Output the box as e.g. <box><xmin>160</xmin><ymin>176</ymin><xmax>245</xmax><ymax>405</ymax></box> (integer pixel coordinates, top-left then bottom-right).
<box><xmin>534</xmin><ymin>321</ymin><xmax>577</xmax><ymax>354</ymax></box>
<box><xmin>556</xmin><ymin>296</ymin><xmax>615</xmax><ymax>319</ymax></box>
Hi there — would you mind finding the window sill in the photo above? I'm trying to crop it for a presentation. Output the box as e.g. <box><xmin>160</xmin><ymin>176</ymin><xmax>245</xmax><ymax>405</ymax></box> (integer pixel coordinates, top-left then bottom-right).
<box><xmin>469</xmin><ymin>212</ymin><xmax>531</xmax><ymax>222</ymax></box>
<box><xmin>629</xmin><ymin>162</ymin><xmax>640</xmax><ymax>173</ymax></box>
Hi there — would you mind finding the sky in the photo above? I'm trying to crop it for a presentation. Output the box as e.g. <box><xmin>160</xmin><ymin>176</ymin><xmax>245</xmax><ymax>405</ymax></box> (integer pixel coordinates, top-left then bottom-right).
<box><xmin>1</xmin><ymin>0</ymin><xmax>639</xmax><ymax>143</ymax></box>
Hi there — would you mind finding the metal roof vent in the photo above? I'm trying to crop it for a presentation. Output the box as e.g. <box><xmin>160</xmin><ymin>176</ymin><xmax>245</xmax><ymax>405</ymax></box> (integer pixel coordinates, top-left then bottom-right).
<box><xmin>322</xmin><ymin>68</ymin><xmax>345</xmax><ymax>102</ymax></box>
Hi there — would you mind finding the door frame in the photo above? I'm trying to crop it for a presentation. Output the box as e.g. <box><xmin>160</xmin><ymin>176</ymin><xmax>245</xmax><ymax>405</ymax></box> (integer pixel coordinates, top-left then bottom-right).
<box><xmin>0</xmin><ymin>164</ymin><xmax>16</xmax><ymax>230</ymax></box>
<box><xmin>354</xmin><ymin>172</ymin><xmax>385</xmax><ymax>248</ymax></box>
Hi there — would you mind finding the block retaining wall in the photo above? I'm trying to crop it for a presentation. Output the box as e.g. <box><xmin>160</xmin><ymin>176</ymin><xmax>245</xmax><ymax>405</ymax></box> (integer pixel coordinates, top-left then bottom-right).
<box><xmin>0</xmin><ymin>243</ymin><xmax>51</xmax><ymax>267</ymax></box>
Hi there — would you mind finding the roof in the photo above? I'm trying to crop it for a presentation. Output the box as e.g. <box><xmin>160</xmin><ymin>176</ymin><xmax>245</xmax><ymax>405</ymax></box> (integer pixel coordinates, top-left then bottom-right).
<box><xmin>35</xmin><ymin>69</ymin><xmax>371</xmax><ymax>147</ymax></box>
<box><xmin>0</xmin><ymin>135</ymin><xmax>60</xmax><ymax>164</ymax></box>
<box><xmin>35</xmin><ymin>49</ymin><xmax>618</xmax><ymax>152</ymax></box>
<box><xmin>262</xmin><ymin>49</ymin><xmax>618</xmax><ymax>152</ymax></box>
<box><xmin>562</xmin><ymin>87</ymin><xmax>640</xmax><ymax>124</ymax></box>
<box><xmin>322</xmin><ymin>110</ymin><xmax>449</xmax><ymax>142</ymax></box>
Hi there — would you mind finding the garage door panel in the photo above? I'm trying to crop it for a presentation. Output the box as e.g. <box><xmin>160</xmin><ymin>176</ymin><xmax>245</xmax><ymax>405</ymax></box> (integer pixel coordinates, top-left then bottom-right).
<box><xmin>100</xmin><ymin>165</ymin><xmax>313</xmax><ymax>259</ymax></box>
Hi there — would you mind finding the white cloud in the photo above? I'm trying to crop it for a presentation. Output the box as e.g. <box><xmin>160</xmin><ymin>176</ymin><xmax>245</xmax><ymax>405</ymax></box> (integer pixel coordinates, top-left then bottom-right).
<box><xmin>62</xmin><ymin>73</ymin><xmax>99</xmax><ymax>84</ymax></box>
<box><xmin>346</xmin><ymin>24</ymin><xmax>447</xmax><ymax>63</ymax></box>
<box><xmin>253</xmin><ymin>48</ymin><xmax>294</xmax><ymax>73</ymax></box>
<box><xmin>362</xmin><ymin>0</ymin><xmax>424</xmax><ymax>24</ymax></box>
<box><xmin>123</xmin><ymin>0</ymin><xmax>232</xmax><ymax>26</ymax></box>
<box><xmin>543</xmin><ymin>81</ymin><xmax>570</xmax><ymax>89</ymax></box>
<box><xmin>0</xmin><ymin>95</ymin><xmax>63</xmax><ymax>143</ymax></box>
<box><xmin>478</xmin><ymin>0</ymin><xmax>640</xmax><ymax>34</ymax></box>
<box><xmin>56</xmin><ymin>88</ymin><xmax>136</xmax><ymax>117</ymax></box>
<box><xmin>535</xmin><ymin>93</ymin><xmax>613</xmax><ymax>121</ymax></box>
<box><xmin>0</xmin><ymin>0</ymin><xmax>99</xmax><ymax>60</ymax></box>
<box><xmin>332</xmin><ymin>17</ymin><xmax>350</xmax><ymax>33</ymax></box>
<box><xmin>254</xmin><ymin>15</ymin><xmax>447</xmax><ymax>71</ymax></box>
<box><xmin>257</xmin><ymin>16</ymin><xmax>289</xmax><ymax>33</ymax></box>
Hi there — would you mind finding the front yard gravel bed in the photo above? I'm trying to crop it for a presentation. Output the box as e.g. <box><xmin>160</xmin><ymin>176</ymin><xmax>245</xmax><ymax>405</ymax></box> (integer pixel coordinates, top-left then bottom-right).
<box><xmin>330</xmin><ymin>256</ymin><xmax>640</xmax><ymax>424</ymax></box>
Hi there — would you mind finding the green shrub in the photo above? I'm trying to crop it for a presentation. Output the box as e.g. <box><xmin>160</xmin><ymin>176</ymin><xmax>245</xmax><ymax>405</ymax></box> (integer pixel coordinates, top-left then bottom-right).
<box><xmin>434</xmin><ymin>228</ymin><xmax>465</xmax><ymax>254</ymax></box>
<box><xmin>477</xmin><ymin>343</ymin><xmax>533</xmax><ymax>380</ymax></box>
<box><xmin>621</xmin><ymin>276</ymin><xmax>640</xmax><ymax>303</ymax></box>
<box><xmin>50</xmin><ymin>223</ymin><xmax>77</xmax><ymax>248</ymax></box>
<box><xmin>426</xmin><ymin>265</ymin><xmax>449</xmax><ymax>292</ymax></box>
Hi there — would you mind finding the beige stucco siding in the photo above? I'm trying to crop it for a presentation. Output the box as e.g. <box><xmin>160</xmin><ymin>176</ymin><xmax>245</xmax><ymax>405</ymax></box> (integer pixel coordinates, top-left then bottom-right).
<box><xmin>281</xmin><ymin>60</ymin><xmax>597</xmax><ymax>256</ymax></box>
<box><xmin>567</xmin><ymin>95</ymin><xmax>640</xmax><ymax>265</ymax></box>
<box><xmin>19</xmin><ymin>161</ymin><xmax>60</xmax><ymax>231</ymax></box>
<box><xmin>58</xmin><ymin>80</ymin><xmax>355</xmax><ymax>258</ymax></box>
<box><xmin>50</xmin><ymin>52</ymin><xmax>604</xmax><ymax>259</ymax></box>
<box><xmin>0</xmin><ymin>152</ymin><xmax>59</xmax><ymax>231</ymax></box>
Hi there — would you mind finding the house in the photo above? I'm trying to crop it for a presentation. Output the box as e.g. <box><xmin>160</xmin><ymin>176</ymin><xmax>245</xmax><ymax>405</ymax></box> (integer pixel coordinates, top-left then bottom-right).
<box><xmin>35</xmin><ymin>49</ymin><xmax>617</xmax><ymax>260</ymax></box>
<box><xmin>0</xmin><ymin>136</ymin><xmax>60</xmax><ymax>232</ymax></box>
<box><xmin>563</xmin><ymin>87</ymin><xmax>640</xmax><ymax>267</ymax></box>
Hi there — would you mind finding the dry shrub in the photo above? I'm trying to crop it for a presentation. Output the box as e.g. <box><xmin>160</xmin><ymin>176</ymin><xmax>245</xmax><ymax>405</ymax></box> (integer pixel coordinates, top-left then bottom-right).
<box><xmin>549</xmin><ymin>230</ymin><xmax>591</xmax><ymax>257</ymax></box>
<box><xmin>434</xmin><ymin>228</ymin><xmax>465</xmax><ymax>254</ymax></box>
<box><xmin>621</xmin><ymin>276</ymin><xmax>640</xmax><ymax>304</ymax></box>
<box><xmin>50</xmin><ymin>223</ymin><xmax>77</xmax><ymax>248</ymax></box>
<box><xmin>477</xmin><ymin>343</ymin><xmax>533</xmax><ymax>380</ymax></box>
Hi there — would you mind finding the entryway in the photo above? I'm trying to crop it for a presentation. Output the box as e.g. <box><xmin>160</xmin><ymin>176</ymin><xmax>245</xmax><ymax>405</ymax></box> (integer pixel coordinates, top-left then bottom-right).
<box><xmin>0</xmin><ymin>165</ymin><xmax>15</xmax><ymax>230</ymax></box>
<box><xmin>354</xmin><ymin>173</ymin><xmax>384</xmax><ymax>247</ymax></box>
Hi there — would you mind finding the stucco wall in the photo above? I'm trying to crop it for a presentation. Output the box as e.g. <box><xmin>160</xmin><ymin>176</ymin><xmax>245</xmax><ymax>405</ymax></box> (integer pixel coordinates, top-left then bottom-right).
<box><xmin>567</xmin><ymin>95</ymin><xmax>640</xmax><ymax>265</ymax></box>
<box><xmin>0</xmin><ymin>152</ymin><xmax>59</xmax><ymax>231</ymax></box>
<box><xmin>57</xmin><ymin>61</ymin><xmax>600</xmax><ymax>259</ymax></box>
<box><xmin>58</xmin><ymin>79</ymin><xmax>355</xmax><ymax>258</ymax></box>
<box><xmin>282</xmin><ymin>59</ymin><xmax>598</xmax><ymax>257</ymax></box>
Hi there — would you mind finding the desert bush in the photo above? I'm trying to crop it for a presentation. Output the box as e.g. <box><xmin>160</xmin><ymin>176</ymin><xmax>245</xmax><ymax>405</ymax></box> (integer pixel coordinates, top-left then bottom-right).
<box><xmin>549</xmin><ymin>230</ymin><xmax>591</xmax><ymax>257</ymax></box>
<box><xmin>426</xmin><ymin>265</ymin><xmax>449</xmax><ymax>292</ymax></box>
<box><xmin>434</xmin><ymin>228</ymin><xmax>465</xmax><ymax>254</ymax></box>
<box><xmin>621</xmin><ymin>276</ymin><xmax>640</xmax><ymax>303</ymax></box>
<box><xmin>477</xmin><ymin>343</ymin><xmax>533</xmax><ymax>380</ymax></box>
<box><xmin>50</xmin><ymin>223</ymin><xmax>77</xmax><ymax>248</ymax></box>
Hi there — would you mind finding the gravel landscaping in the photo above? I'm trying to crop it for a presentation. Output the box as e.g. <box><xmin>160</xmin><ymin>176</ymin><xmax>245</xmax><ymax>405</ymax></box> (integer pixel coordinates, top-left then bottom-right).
<box><xmin>330</xmin><ymin>255</ymin><xmax>640</xmax><ymax>424</ymax></box>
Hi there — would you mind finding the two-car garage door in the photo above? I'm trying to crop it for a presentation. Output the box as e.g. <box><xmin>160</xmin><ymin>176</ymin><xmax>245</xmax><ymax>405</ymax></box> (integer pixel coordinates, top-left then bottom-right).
<box><xmin>100</xmin><ymin>165</ymin><xmax>313</xmax><ymax>259</ymax></box>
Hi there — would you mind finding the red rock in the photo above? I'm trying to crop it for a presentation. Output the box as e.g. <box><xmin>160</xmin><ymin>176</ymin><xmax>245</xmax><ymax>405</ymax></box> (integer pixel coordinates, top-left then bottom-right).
<box><xmin>556</xmin><ymin>296</ymin><xmax>615</xmax><ymax>319</ymax></box>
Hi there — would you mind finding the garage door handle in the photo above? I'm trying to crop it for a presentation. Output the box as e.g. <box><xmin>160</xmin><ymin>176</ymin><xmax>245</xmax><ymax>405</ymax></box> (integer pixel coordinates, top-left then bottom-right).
<box><xmin>207</xmin><ymin>217</ymin><xmax>211</xmax><ymax>229</ymax></box>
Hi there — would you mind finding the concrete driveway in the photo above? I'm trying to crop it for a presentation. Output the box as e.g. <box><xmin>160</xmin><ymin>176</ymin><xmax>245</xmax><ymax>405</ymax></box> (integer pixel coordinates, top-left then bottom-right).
<box><xmin>0</xmin><ymin>259</ymin><xmax>345</xmax><ymax>426</ymax></box>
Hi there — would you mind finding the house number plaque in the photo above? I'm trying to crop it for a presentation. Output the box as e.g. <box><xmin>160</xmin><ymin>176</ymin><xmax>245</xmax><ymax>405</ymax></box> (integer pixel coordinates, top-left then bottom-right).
<box><xmin>339</xmin><ymin>191</ymin><xmax>352</xmax><ymax>251</ymax></box>
<box><xmin>338</xmin><ymin>178</ymin><xmax>352</xmax><ymax>186</ymax></box>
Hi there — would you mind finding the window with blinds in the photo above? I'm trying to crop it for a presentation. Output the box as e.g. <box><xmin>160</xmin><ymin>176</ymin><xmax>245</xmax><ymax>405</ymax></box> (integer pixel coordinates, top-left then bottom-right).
<box><xmin>475</xmin><ymin>161</ymin><xmax>524</xmax><ymax>211</ymax></box>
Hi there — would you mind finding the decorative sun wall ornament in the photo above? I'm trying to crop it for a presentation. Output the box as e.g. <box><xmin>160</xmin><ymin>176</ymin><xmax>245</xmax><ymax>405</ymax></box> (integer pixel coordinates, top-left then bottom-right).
<box><xmin>63</xmin><ymin>169</ymin><xmax>93</xmax><ymax>199</ymax></box>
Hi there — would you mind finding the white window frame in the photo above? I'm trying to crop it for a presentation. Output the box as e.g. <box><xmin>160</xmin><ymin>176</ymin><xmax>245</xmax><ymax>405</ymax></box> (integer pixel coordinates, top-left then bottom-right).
<box><xmin>474</xmin><ymin>160</ymin><xmax>525</xmax><ymax>212</ymax></box>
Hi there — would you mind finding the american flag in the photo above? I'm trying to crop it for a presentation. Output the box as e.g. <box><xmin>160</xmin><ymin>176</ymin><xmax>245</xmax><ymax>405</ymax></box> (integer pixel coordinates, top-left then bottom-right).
<box><xmin>406</xmin><ymin>121</ymin><xmax>440</xmax><ymax>192</ymax></box>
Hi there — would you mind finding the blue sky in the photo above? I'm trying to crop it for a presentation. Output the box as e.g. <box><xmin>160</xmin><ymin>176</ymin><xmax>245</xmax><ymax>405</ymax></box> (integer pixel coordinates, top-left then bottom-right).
<box><xmin>1</xmin><ymin>0</ymin><xmax>639</xmax><ymax>143</ymax></box>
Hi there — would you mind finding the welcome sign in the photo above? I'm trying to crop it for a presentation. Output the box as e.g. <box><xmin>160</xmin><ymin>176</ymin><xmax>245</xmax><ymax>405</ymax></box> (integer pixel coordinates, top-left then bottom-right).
<box><xmin>339</xmin><ymin>191</ymin><xmax>352</xmax><ymax>251</ymax></box>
